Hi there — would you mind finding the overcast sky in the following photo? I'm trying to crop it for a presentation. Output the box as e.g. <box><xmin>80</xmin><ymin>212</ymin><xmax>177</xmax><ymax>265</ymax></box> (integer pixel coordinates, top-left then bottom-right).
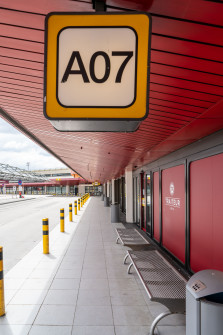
<box><xmin>0</xmin><ymin>118</ymin><xmax>67</xmax><ymax>171</ymax></box>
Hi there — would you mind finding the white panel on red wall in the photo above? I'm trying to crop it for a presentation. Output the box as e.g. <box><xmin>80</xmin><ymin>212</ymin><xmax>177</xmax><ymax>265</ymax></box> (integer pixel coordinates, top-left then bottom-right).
<box><xmin>162</xmin><ymin>165</ymin><xmax>185</xmax><ymax>263</ymax></box>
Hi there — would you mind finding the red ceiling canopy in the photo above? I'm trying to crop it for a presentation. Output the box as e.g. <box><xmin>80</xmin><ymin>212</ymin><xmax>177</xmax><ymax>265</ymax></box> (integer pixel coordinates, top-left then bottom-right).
<box><xmin>0</xmin><ymin>0</ymin><xmax>222</xmax><ymax>182</ymax></box>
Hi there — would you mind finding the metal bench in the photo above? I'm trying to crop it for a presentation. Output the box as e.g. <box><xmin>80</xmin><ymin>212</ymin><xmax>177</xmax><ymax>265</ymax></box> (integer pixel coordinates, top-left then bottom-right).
<box><xmin>115</xmin><ymin>228</ymin><xmax>150</xmax><ymax>245</ymax></box>
<box><xmin>115</xmin><ymin>228</ymin><xmax>155</xmax><ymax>264</ymax></box>
<box><xmin>127</xmin><ymin>249</ymin><xmax>187</xmax><ymax>335</ymax></box>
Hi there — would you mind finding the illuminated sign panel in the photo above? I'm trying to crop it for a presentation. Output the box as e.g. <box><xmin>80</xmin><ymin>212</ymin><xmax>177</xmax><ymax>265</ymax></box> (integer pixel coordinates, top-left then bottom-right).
<box><xmin>58</xmin><ymin>27</ymin><xmax>137</xmax><ymax>108</ymax></box>
<box><xmin>44</xmin><ymin>12</ymin><xmax>151</xmax><ymax>123</ymax></box>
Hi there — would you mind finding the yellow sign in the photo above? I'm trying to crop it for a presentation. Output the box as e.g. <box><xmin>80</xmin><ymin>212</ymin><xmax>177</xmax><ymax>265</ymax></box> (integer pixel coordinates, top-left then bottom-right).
<box><xmin>44</xmin><ymin>12</ymin><xmax>151</xmax><ymax>121</ymax></box>
<box><xmin>92</xmin><ymin>181</ymin><xmax>101</xmax><ymax>186</ymax></box>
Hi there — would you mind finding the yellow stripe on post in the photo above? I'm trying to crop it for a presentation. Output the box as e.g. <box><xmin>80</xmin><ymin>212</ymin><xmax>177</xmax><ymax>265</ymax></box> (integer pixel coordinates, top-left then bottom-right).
<box><xmin>60</xmin><ymin>208</ymin><xmax>64</xmax><ymax>232</ymax></box>
<box><xmin>69</xmin><ymin>203</ymin><xmax>73</xmax><ymax>222</ymax></box>
<box><xmin>42</xmin><ymin>218</ymin><xmax>49</xmax><ymax>254</ymax></box>
<box><xmin>74</xmin><ymin>201</ymin><xmax>77</xmax><ymax>215</ymax></box>
<box><xmin>78</xmin><ymin>198</ymin><xmax>80</xmax><ymax>211</ymax></box>
<box><xmin>0</xmin><ymin>246</ymin><xmax>5</xmax><ymax>317</ymax></box>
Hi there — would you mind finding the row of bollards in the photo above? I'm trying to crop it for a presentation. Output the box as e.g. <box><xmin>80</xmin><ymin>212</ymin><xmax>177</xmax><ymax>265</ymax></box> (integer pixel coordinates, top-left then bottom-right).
<box><xmin>0</xmin><ymin>194</ymin><xmax>90</xmax><ymax>317</ymax></box>
<box><xmin>42</xmin><ymin>194</ymin><xmax>90</xmax><ymax>254</ymax></box>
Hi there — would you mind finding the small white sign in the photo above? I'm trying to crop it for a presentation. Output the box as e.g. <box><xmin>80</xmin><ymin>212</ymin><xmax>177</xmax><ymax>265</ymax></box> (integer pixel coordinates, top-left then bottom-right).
<box><xmin>191</xmin><ymin>280</ymin><xmax>206</xmax><ymax>293</ymax></box>
<box><xmin>169</xmin><ymin>182</ymin><xmax>174</xmax><ymax>196</ymax></box>
<box><xmin>57</xmin><ymin>27</ymin><xmax>137</xmax><ymax>107</ymax></box>
<box><xmin>13</xmin><ymin>186</ymin><xmax>16</xmax><ymax>193</ymax></box>
<box><xmin>19</xmin><ymin>186</ymin><xmax>22</xmax><ymax>191</ymax></box>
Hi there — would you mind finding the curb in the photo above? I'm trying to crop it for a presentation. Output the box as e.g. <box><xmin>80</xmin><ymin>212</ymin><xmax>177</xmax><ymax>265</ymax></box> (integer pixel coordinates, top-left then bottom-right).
<box><xmin>0</xmin><ymin>197</ymin><xmax>37</xmax><ymax>205</ymax></box>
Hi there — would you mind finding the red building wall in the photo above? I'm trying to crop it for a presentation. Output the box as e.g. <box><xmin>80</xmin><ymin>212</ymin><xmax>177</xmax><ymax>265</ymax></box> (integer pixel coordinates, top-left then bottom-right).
<box><xmin>190</xmin><ymin>153</ymin><xmax>223</xmax><ymax>272</ymax></box>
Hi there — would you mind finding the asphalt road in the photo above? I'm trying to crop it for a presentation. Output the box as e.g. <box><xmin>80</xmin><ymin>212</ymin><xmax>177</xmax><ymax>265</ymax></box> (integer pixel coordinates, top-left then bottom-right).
<box><xmin>0</xmin><ymin>196</ymin><xmax>78</xmax><ymax>273</ymax></box>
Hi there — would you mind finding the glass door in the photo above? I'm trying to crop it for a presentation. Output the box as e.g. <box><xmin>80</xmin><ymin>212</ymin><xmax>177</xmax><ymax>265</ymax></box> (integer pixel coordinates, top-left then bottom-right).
<box><xmin>123</xmin><ymin>178</ymin><xmax>126</xmax><ymax>214</ymax></box>
<box><xmin>136</xmin><ymin>177</ymin><xmax>140</xmax><ymax>226</ymax></box>
<box><xmin>119</xmin><ymin>178</ymin><xmax>123</xmax><ymax>212</ymax></box>
<box><xmin>140</xmin><ymin>172</ymin><xmax>146</xmax><ymax>231</ymax></box>
<box><xmin>133</xmin><ymin>177</ymin><xmax>137</xmax><ymax>223</ymax></box>
<box><xmin>146</xmin><ymin>173</ymin><xmax>152</xmax><ymax>234</ymax></box>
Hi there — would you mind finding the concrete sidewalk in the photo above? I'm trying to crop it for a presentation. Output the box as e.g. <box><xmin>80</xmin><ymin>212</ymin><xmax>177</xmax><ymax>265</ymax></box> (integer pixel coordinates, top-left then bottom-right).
<box><xmin>0</xmin><ymin>197</ymin><xmax>185</xmax><ymax>335</ymax></box>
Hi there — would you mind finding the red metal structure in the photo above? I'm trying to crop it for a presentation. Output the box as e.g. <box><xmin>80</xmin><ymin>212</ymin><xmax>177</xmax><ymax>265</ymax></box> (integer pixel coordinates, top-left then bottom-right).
<box><xmin>0</xmin><ymin>0</ymin><xmax>222</xmax><ymax>183</ymax></box>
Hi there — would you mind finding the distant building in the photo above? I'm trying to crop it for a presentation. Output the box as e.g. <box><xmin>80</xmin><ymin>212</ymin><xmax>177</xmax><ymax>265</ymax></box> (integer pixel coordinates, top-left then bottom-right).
<box><xmin>33</xmin><ymin>168</ymin><xmax>71</xmax><ymax>178</ymax></box>
<box><xmin>0</xmin><ymin>167</ymin><xmax>101</xmax><ymax>196</ymax></box>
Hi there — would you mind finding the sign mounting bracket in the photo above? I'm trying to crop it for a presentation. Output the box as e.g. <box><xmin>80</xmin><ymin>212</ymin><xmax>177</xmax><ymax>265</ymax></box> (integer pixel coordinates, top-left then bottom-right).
<box><xmin>92</xmin><ymin>0</ymin><xmax>107</xmax><ymax>12</ymax></box>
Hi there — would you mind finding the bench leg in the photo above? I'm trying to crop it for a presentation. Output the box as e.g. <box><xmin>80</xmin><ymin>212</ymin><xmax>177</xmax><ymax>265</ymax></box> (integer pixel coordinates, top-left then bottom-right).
<box><xmin>127</xmin><ymin>262</ymin><xmax>133</xmax><ymax>274</ymax></box>
<box><xmin>116</xmin><ymin>237</ymin><xmax>120</xmax><ymax>244</ymax></box>
<box><xmin>123</xmin><ymin>253</ymin><xmax>129</xmax><ymax>264</ymax></box>
<box><xmin>149</xmin><ymin>311</ymin><xmax>172</xmax><ymax>335</ymax></box>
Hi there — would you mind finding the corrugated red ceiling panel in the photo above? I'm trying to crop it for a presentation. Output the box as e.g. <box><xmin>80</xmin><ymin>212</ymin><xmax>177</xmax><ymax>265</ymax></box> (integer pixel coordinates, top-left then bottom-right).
<box><xmin>0</xmin><ymin>0</ymin><xmax>223</xmax><ymax>182</ymax></box>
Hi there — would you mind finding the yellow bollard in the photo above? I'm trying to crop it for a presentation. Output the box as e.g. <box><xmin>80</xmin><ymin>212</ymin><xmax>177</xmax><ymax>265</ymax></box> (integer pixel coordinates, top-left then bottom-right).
<box><xmin>78</xmin><ymin>198</ymin><xmax>80</xmax><ymax>211</ymax></box>
<box><xmin>69</xmin><ymin>203</ymin><xmax>72</xmax><ymax>222</ymax></box>
<box><xmin>60</xmin><ymin>208</ymin><xmax>64</xmax><ymax>232</ymax></box>
<box><xmin>81</xmin><ymin>197</ymin><xmax>83</xmax><ymax>208</ymax></box>
<box><xmin>74</xmin><ymin>201</ymin><xmax>77</xmax><ymax>215</ymax></box>
<box><xmin>0</xmin><ymin>246</ymin><xmax>5</xmax><ymax>317</ymax></box>
<box><xmin>42</xmin><ymin>218</ymin><xmax>49</xmax><ymax>254</ymax></box>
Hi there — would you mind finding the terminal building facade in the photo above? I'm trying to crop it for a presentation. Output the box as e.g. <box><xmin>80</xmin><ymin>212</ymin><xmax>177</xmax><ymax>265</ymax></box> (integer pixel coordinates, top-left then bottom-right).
<box><xmin>105</xmin><ymin>130</ymin><xmax>223</xmax><ymax>275</ymax></box>
<box><xmin>1</xmin><ymin>167</ymin><xmax>102</xmax><ymax>196</ymax></box>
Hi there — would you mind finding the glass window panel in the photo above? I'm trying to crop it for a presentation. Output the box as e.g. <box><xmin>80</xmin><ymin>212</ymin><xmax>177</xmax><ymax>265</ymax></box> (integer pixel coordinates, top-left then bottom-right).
<box><xmin>146</xmin><ymin>173</ymin><xmax>151</xmax><ymax>234</ymax></box>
